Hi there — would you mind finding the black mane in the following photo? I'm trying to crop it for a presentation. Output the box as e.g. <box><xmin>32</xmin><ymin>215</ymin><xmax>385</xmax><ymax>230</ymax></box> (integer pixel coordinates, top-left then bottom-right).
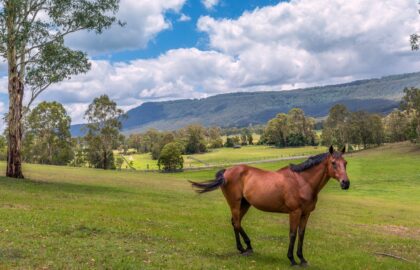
<box><xmin>290</xmin><ymin>152</ymin><xmax>339</xmax><ymax>172</ymax></box>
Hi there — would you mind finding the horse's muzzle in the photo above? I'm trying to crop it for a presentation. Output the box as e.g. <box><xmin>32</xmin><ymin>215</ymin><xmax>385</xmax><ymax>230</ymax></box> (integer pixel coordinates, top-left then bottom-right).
<box><xmin>340</xmin><ymin>180</ymin><xmax>350</xmax><ymax>190</ymax></box>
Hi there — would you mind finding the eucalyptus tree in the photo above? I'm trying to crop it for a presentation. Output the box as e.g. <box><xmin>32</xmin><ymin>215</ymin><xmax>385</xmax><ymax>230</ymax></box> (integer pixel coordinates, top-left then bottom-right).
<box><xmin>0</xmin><ymin>0</ymin><xmax>120</xmax><ymax>178</ymax></box>
<box><xmin>84</xmin><ymin>95</ymin><xmax>125</xmax><ymax>170</ymax></box>
<box><xmin>24</xmin><ymin>101</ymin><xmax>73</xmax><ymax>165</ymax></box>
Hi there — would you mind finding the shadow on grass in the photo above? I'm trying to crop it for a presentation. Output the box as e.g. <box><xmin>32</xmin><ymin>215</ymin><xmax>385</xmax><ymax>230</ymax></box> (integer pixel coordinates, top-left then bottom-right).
<box><xmin>0</xmin><ymin>176</ymin><xmax>132</xmax><ymax>196</ymax></box>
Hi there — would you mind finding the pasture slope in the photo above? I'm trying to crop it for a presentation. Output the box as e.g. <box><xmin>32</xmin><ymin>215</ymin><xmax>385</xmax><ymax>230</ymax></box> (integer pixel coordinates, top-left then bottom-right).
<box><xmin>0</xmin><ymin>142</ymin><xmax>419</xmax><ymax>269</ymax></box>
<box><xmin>123</xmin><ymin>145</ymin><xmax>326</xmax><ymax>170</ymax></box>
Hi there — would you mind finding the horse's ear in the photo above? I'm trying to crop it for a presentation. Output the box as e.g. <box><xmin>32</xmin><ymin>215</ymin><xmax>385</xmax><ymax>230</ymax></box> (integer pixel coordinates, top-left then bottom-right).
<box><xmin>341</xmin><ymin>146</ymin><xmax>346</xmax><ymax>154</ymax></box>
<box><xmin>329</xmin><ymin>145</ymin><xmax>334</xmax><ymax>155</ymax></box>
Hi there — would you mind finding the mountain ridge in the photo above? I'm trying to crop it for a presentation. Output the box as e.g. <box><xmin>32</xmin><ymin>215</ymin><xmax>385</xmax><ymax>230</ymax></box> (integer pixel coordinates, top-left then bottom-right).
<box><xmin>71</xmin><ymin>72</ymin><xmax>420</xmax><ymax>136</ymax></box>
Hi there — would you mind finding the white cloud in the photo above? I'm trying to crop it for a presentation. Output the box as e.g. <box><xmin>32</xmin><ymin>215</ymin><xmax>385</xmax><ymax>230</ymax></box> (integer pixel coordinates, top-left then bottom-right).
<box><xmin>1</xmin><ymin>0</ymin><xmax>420</xmax><ymax>127</ymax></box>
<box><xmin>178</xmin><ymin>13</ymin><xmax>191</xmax><ymax>22</ymax></box>
<box><xmin>202</xmin><ymin>0</ymin><xmax>220</xmax><ymax>10</ymax></box>
<box><xmin>66</xmin><ymin>0</ymin><xmax>187</xmax><ymax>54</ymax></box>
<box><xmin>197</xmin><ymin>0</ymin><xmax>420</xmax><ymax>83</ymax></box>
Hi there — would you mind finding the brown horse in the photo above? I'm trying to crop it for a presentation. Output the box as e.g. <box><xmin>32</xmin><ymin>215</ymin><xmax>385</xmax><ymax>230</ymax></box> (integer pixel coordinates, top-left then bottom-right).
<box><xmin>190</xmin><ymin>146</ymin><xmax>350</xmax><ymax>266</ymax></box>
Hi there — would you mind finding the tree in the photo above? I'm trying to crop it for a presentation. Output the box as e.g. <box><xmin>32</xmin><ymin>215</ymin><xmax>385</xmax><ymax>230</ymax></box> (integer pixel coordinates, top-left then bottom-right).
<box><xmin>84</xmin><ymin>95</ymin><xmax>125</xmax><ymax>170</ymax></box>
<box><xmin>184</xmin><ymin>124</ymin><xmax>207</xmax><ymax>154</ymax></box>
<box><xmin>23</xmin><ymin>101</ymin><xmax>73</xmax><ymax>165</ymax></box>
<box><xmin>264</xmin><ymin>113</ymin><xmax>288</xmax><ymax>147</ymax></box>
<box><xmin>0</xmin><ymin>135</ymin><xmax>7</xmax><ymax>160</ymax></box>
<box><xmin>115</xmin><ymin>155</ymin><xmax>124</xmax><ymax>170</ymax></box>
<box><xmin>321</xmin><ymin>104</ymin><xmax>350</xmax><ymax>147</ymax></box>
<box><xmin>127</xmin><ymin>133</ymin><xmax>142</xmax><ymax>152</ymax></box>
<box><xmin>224</xmin><ymin>137</ymin><xmax>235</xmax><ymax>147</ymax></box>
<box><xmin>207</xmin><ymin>127</ymin><xmax>223</xmax><ymax>148</ymax></box>
<box><xmin>401</xmin><ymin>87</ymin><xmax>420</xmax><ymax>141</ymax></box>
<box><xmin>263</xmin><ymin>109</ymin><xmax>315</xmax><ymax>147</ymax></box>
<box><xmin>0</xmin><ymin>0</ymin><xmax>120</xmax><ymax>178</ymax></box>
<box><xmin>247</xmin><ymin>134</ymin><xmax>254</xmax><ymax>145</ymax></box>
<box><xmin>347</xmin><ymin>111</ymin><xmax>384</xmax><ymax>148</ymax></box>
<box><xmin>157</xmin><ymin>142</ymin><xmax>184</xmax><ymax>172</ymax></box>
<box><xmin>69</xmin><ymin>138</ymin><xmax>86</xmax><ymax>167</ymax></box>
<box><xmin>411</xmin><ymin>2</ymin><xmax>419</xmax><ymax>50</ymax></box>
<box><xmin>383</xmin><ymin>110</ymin><xmax>411</xmax><ymax>142</ymax></box>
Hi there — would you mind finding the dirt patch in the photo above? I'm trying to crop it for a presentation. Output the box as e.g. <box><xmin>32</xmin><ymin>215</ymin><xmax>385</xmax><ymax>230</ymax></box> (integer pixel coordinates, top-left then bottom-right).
<box><xmin>1</xmin><ymin>203</ymin><xmax>30</xmax><ymax>210</ymax></box>
<box><xmin>356</xmin><ymin>224</ymin><xmax>420</xmax><ymax>240</ymax></box>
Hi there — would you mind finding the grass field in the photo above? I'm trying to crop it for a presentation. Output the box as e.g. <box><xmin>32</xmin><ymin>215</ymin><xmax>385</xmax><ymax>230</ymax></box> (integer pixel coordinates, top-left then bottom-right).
<box><xmin>0</xmin><ymin>142</ymin><xmax>419</xmax><ymax>269</ymax></box>
<box><xmin>123</xmin><ymin>145</ymin><xmax>326</xmax><ymax>170</ymax></box>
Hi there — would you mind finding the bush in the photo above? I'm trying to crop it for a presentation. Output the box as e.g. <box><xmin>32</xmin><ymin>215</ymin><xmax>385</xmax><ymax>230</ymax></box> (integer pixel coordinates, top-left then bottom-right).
<box><xmin>157</xmin><ymin>142</ymin><xmax>184</xmax><ymax>172</ymax></box>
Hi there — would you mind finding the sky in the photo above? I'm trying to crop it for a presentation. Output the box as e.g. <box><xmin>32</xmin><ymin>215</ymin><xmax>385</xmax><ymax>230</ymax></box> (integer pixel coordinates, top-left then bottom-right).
<box><xmin>0</xmin><ymin>0</ymin><xmax>420</xmax><ymax>127</ymax></box>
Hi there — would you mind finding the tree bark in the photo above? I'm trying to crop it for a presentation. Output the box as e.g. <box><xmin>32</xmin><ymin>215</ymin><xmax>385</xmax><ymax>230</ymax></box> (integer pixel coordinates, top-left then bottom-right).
<box><xmin>6</xmin><ymin>69</ymin><xmax>25</xmax><ymax>179</ymax></box>
<box><xmin>6</xmin><ymin>1</ymin><xmax>25</xmax><ymax>178</ymax></box>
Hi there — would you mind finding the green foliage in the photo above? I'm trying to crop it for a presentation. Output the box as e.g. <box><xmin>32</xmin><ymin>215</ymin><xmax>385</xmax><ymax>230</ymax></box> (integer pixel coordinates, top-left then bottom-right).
<box><xmin>207</xmin><ymin>127</ymin><xmax>223</xmax><ymax>148</ymax></box>
<box><xmin>400</xmin><ymin>87</ymin><xmax>420</xmax><ymax>141</ymax></box>
<box><xmin>0</xmin><ymin>0</ymin><xmax>120</xmax><ymax>105</ymax></box>
<box><xmin>84</xmin><ymin>95</ymin><xmax>124</xmax><ymax>169</ymax></box>
<box><xmin>322</xmin><ymin>104</ymin><xmax>385</xmax><ymax>148</ymax></box>
<box><xmin>383</xmin><ymin>110</ymin><xmax>412</xmax><ymax>142</ymax></box>
<box><xmin>115</xmin><ymin>156</ymin><xmax>124</xmax><ymax>170</ymax></box>
<box><xmin>69</xmin><ymin>138</ymin><xmax>86</xmax><ymax>167</ymax></box>
<box><xmin>184</xmin><ymin>124</ymin><xmax>207</xmax><ymax>154</ymax></box>
<box><xmin>23</xmin><ymin>101</ymin><xmax>73</xmax><ymax>165</ymax></box>
<box><xmin>127</xmin><ymin>133</ymin><xmax>142</xmax><ymax>152</ymax></box>
<box><xmin>224</xmin><ymin>137</ymin><xmax>235</xmax><ymax>147</ymax></box>
<box><xmin>157</xmin><ymin>142</ymin><xmax>184</xmax><ymax>172</ymax></box>
<box><xmin>0</xmin><ymin>135</ymin><xmax>7</xmax><ymax>160</ymax></box>
<box><xmin>322</xmin><ymin>104</ymin><xmax>350</xmax><ymax>148</ymax></box>
<box><xmin>264</xmin><ymin>109</ymin><xmax>316</xmax><ymax>147</ymax></box>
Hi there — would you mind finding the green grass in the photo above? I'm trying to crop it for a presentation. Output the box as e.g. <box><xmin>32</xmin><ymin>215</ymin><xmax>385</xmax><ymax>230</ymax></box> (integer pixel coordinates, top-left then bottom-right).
<box><xmin>124</xmin><ymin>145</ymin><xmax>326</xmax><ymax>170</ymax></box>
<box><xmin>0</xmin><ymin>142</ymin><xmax>419</xmax><ymax>269</ymax></box>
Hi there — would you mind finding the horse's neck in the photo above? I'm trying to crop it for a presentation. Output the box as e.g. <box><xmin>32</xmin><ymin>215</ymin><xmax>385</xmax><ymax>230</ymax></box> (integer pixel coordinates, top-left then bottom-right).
<box><xmin>300</xmin><ymin>161</ymin><xmax>330</xmax><ymax>194</ymax></box>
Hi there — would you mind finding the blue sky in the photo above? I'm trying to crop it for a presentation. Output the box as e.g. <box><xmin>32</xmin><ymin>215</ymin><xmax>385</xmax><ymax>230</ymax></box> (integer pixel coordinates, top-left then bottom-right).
<box><xmin>92</xmin><ymin>0</ymin><xmax>284</xmax><ymax>62</ymax></box>
<box><xmin>0</xmin><ymin>0</ymin><xmax>420</xmax><ymax>126</ymax></box>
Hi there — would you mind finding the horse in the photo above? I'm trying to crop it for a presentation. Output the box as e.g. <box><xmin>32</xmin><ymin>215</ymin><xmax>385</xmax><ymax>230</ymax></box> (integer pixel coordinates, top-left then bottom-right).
<box><xmin>190</xmin><ymin>146</ymin><xmax>350</xmax><ymax>266</ymax></box>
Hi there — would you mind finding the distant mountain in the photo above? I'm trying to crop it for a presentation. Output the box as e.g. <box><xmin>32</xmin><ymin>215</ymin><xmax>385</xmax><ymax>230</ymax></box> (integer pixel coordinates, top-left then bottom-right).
<box><xmin>71</xmin><ymin>72</ymin><xmax>420</xmax><ymax>136</ymax></box>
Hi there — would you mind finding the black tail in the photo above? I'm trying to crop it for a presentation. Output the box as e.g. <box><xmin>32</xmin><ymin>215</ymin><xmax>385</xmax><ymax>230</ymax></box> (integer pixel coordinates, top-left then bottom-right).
<box><xmin>189</xmin><ymin>169</ymin><xmax>226</xmax><ymax>194</ymax></box>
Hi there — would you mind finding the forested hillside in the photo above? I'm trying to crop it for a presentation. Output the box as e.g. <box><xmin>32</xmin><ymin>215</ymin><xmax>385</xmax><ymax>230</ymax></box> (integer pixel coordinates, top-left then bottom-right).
<box><xmin>71</xmin><ymin>72</ymin><xmax>420</xmax><ymax>136</ymax></box>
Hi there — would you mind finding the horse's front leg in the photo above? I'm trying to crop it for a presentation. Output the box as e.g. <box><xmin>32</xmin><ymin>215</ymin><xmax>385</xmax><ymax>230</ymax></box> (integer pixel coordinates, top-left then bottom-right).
<box><xmin>287</xmin><ymin>210</ymin><xmax>301</xmax><ymax>266</ymax></box>
<box><xmin>297</xmin><ymin>213</ymin><xmax>310</xmax><ymax>266</ymax></box>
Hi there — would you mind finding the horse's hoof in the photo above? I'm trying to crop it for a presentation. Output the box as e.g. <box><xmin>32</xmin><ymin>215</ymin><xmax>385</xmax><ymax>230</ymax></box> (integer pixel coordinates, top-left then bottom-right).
<box><xmin>241</xmin><ymin>249</ymin><xmax>253</xmax><ymax>256</ymax></box>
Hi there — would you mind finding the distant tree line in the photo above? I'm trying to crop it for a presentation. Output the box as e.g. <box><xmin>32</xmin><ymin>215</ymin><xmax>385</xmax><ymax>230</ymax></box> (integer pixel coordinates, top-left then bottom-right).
<box><xmin>322</xmin><ymin>87</ymin><xmax>420</xmax><ymax>149</ymax></box>
<box><xmin>1</xmin><ymin>87</ymin><xmax>418</xmax><ymax>172</ymax></box>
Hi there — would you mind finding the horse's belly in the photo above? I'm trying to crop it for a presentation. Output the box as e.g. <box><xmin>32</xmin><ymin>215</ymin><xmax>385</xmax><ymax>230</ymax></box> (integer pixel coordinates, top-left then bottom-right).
<box><xmin>244</xmin><ymin>189</ymin><xmax>291</xmax><ymax>213</ymax></box>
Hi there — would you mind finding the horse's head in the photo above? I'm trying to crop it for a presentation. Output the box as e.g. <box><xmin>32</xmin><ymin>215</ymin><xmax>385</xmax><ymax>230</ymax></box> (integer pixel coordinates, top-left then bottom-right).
<box><xmin>327</xmin><ymin>145</ymin><xmax>350</xmax><ymax>190</ymax></box>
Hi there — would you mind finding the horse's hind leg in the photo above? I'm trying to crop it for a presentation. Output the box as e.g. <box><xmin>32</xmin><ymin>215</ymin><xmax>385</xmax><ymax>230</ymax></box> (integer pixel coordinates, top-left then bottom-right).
<box><xmin>238</xmin><ymin>199</ymin><xmax>253</xmax><ymax>254</ymax></box>
<box><xmin>230</xmin><ymin>205</ymin><xmax>245</xmax><ymax>254</ymax></box>
<box><xmin>230</xmin><ymin>198</ymin><xmax>253</xmax><ymax>255</ymax></box>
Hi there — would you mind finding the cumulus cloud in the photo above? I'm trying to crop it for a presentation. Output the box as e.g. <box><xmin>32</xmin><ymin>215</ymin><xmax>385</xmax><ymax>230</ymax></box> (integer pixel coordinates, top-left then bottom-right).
<box><xmin>198</xmin><ymin>0</ymin><xmax>420</xmax><ymax>84</ymax></box>
<box><xmin>178</xmin><ymin>13</ymin><xmax>191</xmax><ymax>22</ymax></box>
<box><xmin>1</xmin><ymin>0</ymin><xmax>420</xmax><ymax>127</ymax></box>
<box><xmin>36</xmin><ymin>49</ymin><xmax>241</xmax><ymax>123</ymax></box>
<box><xmin>202</xmin><ymin>0</ymin><xmax>220</xmax><ymax>10</ymax></box>
<box><xmin>66</xmin><ymin>0</ymin><xmax>187</xmax><ymax>54</ymax></box>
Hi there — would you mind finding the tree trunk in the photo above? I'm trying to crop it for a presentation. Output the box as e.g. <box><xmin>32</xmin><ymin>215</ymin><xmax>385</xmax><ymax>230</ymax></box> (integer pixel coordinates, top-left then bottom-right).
<box><xmin>6</xmin><ymin>1</ymin><xmax>25</xmax><ymax>179</ymax></box>
<box><xmin>103</xmin><ymin>150</ymin><xmax>107</xmax><ymax>170</ymax></box>
<box><xmin>7</xmin><ymin>69</ymin><xmax>25</xmax><ymax>178</ymax></box>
